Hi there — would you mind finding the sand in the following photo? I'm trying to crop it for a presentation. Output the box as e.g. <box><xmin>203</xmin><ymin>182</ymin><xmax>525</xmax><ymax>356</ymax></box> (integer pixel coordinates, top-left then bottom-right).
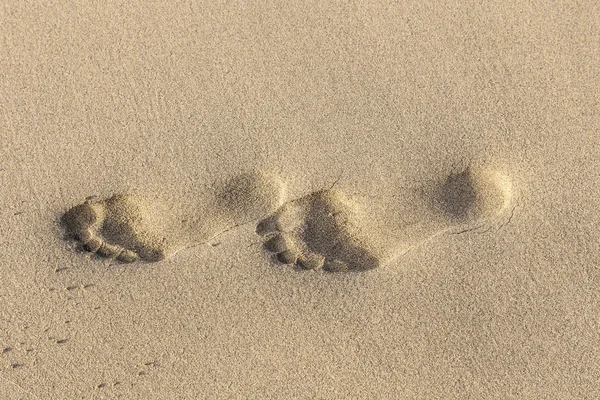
<box><xmin>1</xmin><ymin>1</ymin><xmax>599</xmax><ymax>399</ymax></box>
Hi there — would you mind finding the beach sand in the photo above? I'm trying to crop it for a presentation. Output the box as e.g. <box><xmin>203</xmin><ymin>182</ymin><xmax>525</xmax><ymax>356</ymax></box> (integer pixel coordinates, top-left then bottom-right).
<box><xmin>1</xmin><ymin>1</ymin><xmax>599</xmax><ymax>398</ymax></box>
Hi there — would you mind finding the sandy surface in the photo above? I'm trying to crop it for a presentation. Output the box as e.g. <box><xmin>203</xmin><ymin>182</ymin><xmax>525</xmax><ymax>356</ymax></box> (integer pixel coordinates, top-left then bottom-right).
<box><xmin>1</xmin><ymin>1</ymin><xmax>599</xmax><ymax>399</ymax></box>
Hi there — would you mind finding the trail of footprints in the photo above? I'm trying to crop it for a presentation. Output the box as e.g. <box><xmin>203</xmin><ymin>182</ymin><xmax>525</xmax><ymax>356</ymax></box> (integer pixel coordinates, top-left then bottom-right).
<box><xmin>62</xmin><ymin>167</ymin><xmax>513</xmax><ymax>272</ymax></box>
<box><xmin>14</xmin><ymin>166</ymin><xmax>513</xmax><ymax>396</ymax></box>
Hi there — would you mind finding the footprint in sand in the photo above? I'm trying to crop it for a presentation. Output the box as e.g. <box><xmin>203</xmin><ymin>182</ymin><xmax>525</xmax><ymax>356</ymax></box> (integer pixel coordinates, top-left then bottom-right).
<box><xmin>62</xmin><ymin>171</ymin><xmax>285</xmax><ymax>262</ymax></box>
<box><xmin>256</xmin><ymin>167</ymin><xmax>513</xmax><ymax>272</ymax></box>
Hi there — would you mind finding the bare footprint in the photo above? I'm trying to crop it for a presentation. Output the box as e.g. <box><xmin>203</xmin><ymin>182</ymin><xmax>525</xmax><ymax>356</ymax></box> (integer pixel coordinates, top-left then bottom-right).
<box><xmin>256</xmin><ymin>167</ymin><xmax>513</xmax><ymax>272</ymax></box>
<box><xmin>62</xmin><ymin>171</ymin><xmax>285</xmax><ymax>262</ymax></box>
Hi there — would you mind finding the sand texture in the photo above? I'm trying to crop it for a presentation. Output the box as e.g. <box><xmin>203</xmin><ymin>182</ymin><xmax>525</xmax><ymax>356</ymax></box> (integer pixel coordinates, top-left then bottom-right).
<box><xmin>1</xmin><ymin>1</ymin><xmax>599</xmax><ymax>399</ymax></box>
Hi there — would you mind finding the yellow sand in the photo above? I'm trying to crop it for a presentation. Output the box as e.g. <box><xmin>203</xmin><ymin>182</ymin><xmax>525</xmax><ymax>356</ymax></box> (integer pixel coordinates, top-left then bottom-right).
<box><xmin>1</xmin><ymin>1</ymin><xmax>599</xmax><ymax>398</ymax></box>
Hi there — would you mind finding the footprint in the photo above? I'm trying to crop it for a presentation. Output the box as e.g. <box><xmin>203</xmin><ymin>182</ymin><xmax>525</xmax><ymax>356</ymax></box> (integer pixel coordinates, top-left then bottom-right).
<box><xmin>256</xmin><ymin>167</ymin><xmax>513</xmax><ymax>272</ymax></box>
<box><xmin>62</xmin><ymin>171</ymin><xmax>285</xmax><ymax>262</ymax></box>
